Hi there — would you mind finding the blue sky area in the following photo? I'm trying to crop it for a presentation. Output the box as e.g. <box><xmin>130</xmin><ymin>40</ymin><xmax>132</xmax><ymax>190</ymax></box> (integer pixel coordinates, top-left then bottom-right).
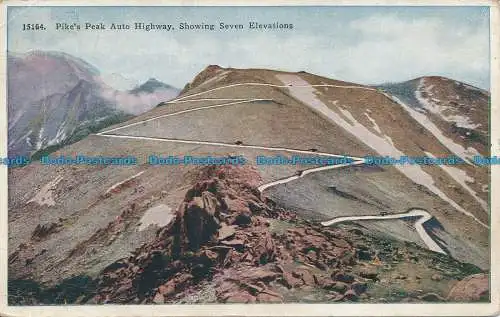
<box><xmin>7</xmin><ymin>6</ymin><xmax>490</xmax><ymax>90</ymax></box>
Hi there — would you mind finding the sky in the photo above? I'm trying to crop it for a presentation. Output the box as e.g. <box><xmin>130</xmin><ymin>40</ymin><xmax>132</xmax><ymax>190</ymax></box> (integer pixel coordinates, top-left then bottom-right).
<box><xmin>7</xmin><ymin>6</ymin><xmax>490</xmax><ymax>90</ymax></box>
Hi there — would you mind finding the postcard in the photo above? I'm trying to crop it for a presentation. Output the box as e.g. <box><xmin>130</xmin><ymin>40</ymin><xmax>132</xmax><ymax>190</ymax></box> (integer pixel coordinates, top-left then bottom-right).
<box><xmin>0</xmin><ymin>1</ymin><xmax>498</xmax><ymax>316</ymax></box>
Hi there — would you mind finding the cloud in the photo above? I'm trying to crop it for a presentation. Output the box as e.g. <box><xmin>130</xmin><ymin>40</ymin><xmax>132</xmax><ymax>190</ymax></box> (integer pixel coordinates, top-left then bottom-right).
<box><xmin>7</xmin><ymin>8</ymin><xmax>490</xmax><ymax>89</ymax></box>
<box><xmin>338</xmin><ymin>14</ymin><xmax>489</xmax><ymax>86</ymax></box>
<box><xmin>99</xmin><ymin>87</ymin><xmax>179</xmax><ymax>114</ymax></box>
<box><xmin>217</xmin><ymin>14</ymin><xmax>489</xmax><ymax>88</ymax></box>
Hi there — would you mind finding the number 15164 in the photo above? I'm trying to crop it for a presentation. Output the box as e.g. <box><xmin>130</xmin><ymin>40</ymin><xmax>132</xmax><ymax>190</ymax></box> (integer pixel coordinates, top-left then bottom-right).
<box><xmin>22</xmin><ymin>24</ymin><xmax>46</xmax><ymax>31</ymax></box>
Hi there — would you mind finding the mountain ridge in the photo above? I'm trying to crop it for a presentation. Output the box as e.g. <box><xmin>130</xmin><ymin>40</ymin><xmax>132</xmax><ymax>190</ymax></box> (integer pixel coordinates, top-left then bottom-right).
<box><xmin>7</xmin><ymin>65</ymin><xmax>490</xmax><ymax>304</ymax></box>
<box><xmin>8</xmin><ymin>50</ymin><xmax>180</xmax><ymax>157</ymax></box>
<box><xmin>130</xmin><ymin>78</ymin><xmax>177</xmax><ymax>95</ymax></box>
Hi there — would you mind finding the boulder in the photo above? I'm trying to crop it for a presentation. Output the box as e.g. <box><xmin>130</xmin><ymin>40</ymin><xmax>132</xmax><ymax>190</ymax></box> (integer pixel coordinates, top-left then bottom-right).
<box><xmin>181</xmin><ymin>192</ymin><xmax>221</xmax><ymax>251</ymax></box>
<box><xmin>221</xmin><ymin>239</ymin><xmax>245</xmax><ymax>249</ymax></box>
<box><xmin>158</xmin><ymin>283</ymin><xmax>175</xmax><ymax>296</ymax></box>
<box><xmin>332</xmin><ymin>272</ymin><xmax>355</xmax><ymax>283</ymax></box>
<box><xmin>357</xmin><ymin>250</ymin><xmax>372</xmax><ymax>261</ymax></box>
<box><xmin>292</xmin><ymin>269</ymin><xmax>315</xmax><ymax>286</ymax></box>
<box><xmin>248</xmin><ymin>200</ymin><xmax>264</xmax><ymax>213</ymax></box>
<box><xmin>202</xmin><ymin>191</ymin><xmax>219</xmax><ymax>215</ymax></box>
<box><xmin>431</xmin><ymin>273</ymin><xmax>442</xmax><ymax>281</ymax></box>
<box><xmin>351</xmin><ymin>282</ymin><xmax>368</xmax><ymax>295</ymax></box>
<box><xmin>329</xmin><ymin>293</ymin><xmax>345</xmax><ymax>302</ymax></box>
<box><xmin>447</xmin><ymin>273</ymin><xmax>489</xmax><ymax>302</ymax></box>
<box><xmin>251</xmin><ymin>232</ymin><xmax>275</xmax><ymax>264</ymax></box>
<box><xmin>233</xmin><ymin>210</ymin><xmax>252</xmax><ymax>226</ymax></box>
<box><xmin>282</xmin><ymin>272</ymin><xmax>304</xmax><ymax>288</ymax></box>
<box><xmin>330</xmin><ymin>282</ymin><xmax>348</xmax><ymax>294</ymax></box>
<box><xmin>217</xmin><ymin>224</ymin><xmax>237</xmax><ymax>241</ymax></box>
<box><xmin>31</xmin><ymin>222</ymin><xmax>61</xmax><ymax>241</ymax></box>
<box><xmin>343</xmin><ymin>289</ymin><xmax>358</xmax><ymax>301</ymax></box>
<box><xmin>359</xmin><ymin>267</ymin><xmax>378</xmax><ymax>279</ymax></box>
<box><xmin>226</xmin><ymin>198</ymin><xmax>251</xmax><ymax>214</ymax></box>
<box><xmin>245</xmin><ymin>267</ymin><xmax>279</xmax><ymax>283</ymax></box>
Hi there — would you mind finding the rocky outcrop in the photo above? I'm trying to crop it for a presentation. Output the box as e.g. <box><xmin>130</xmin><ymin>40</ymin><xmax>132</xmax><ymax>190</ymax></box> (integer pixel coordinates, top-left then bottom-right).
<box><xmin>31</xmin><ymin>221</ymin><xmax>63</xmax><ymax>241</ymax></box>
<box><xmin>181</xmin><ymin>65</ymin><xmax>224</xmax><ymax>93</ymax></box>
<box><xmin>86</xmin><ymin>165</ymin><xmax>373</xmax><ymax>304</ymax></box>
<box><xmin>447</xmin><ymin>273</ymin><xmax>489</xmax><ymax>302</ymax></box>
<box><xmin>11</xmin><ymin>165</ymin><xmax>484</xmax><ymax>305</ymax></box>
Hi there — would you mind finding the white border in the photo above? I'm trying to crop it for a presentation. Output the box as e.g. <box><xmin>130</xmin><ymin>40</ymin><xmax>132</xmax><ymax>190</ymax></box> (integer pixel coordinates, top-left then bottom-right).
<box><xmin>0</xmin><ymin>1</ymin><xmax>498</xmax><ymax>316</ymax></box>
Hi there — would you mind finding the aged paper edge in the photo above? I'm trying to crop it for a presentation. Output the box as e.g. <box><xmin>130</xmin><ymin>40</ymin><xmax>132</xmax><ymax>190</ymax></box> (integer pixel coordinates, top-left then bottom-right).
<box><xmin>0</xmin><ymin>1</ymin><xmax>498</xmax><ymax>316</ymax></box>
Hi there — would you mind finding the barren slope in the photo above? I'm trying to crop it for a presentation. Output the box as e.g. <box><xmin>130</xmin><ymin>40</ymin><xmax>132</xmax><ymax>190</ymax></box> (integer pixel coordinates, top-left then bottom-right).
<box><xmin>8</xmin><ymin>66</ymin><xmax>490</xmax><ymax>304</ymax></box>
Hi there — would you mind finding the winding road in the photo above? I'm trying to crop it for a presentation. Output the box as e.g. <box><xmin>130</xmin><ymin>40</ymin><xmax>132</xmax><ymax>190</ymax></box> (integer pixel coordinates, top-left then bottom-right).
<box><xmin>98</xmin><ymin>99</ymin><xmax>273</xmax><ymax>135</ymax></box>
<box><xmin>94</xmin><ymin>80</ymin><xmax>485</xmax><ymax>255</ymax></box>
<box><xmin>257</xmin><ymin>160</ymin><xmax>365</xmax><ymax>192</ymax></box>
<box><xmin>166</xmin><ymin>82</ymin><xmax>377</xmax><ymax>103</ymax></box>
<box><xmin>321</xmin><ymin>209</ymin><xmax>446</xmax><ymax>254</ymax></box>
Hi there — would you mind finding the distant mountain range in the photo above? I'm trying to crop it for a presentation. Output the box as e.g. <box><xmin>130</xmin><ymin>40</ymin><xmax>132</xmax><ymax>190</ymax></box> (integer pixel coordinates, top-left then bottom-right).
<box><xmin>378</xmin><ymin>77</ymin><xmax>488</xmax><ymax>153</ymax></box>
<box><xmin>7</xmin><ymin>51</ymin><xmax>180</xmax><ymax>157</ymax></box>
<box><xmin>130</xmin><ymin>78</ymin><xmax>177</xmax><ymax>95</ymax></box>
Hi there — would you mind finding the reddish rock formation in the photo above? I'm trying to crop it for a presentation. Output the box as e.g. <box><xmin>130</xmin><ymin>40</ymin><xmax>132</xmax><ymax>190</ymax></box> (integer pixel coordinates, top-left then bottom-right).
<box><xmin>447</xmin><ymin>273</ymin><xmax>489</xmax><ymax>302</ymax></box>
<box><xmin>88</xmin><ymin>165</ymin><xmax>375</xmax><ymax>304</ymax></box>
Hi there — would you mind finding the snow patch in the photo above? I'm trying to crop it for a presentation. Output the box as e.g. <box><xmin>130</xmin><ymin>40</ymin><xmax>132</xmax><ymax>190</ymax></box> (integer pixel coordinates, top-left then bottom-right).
<box><xmin>27</xmin><ymin>175</ymin><xmax>63</xmax><ymax>207</ymax></box>
<box><xmin>364</xmin><ymin>112</ymin><xmax>382</xmax><ymax>134</ymax></box>
<box><xmin>8</xmin><ymin>110</ymin><xmax>26</xmax><ymax>131</ymax></box>
<box><xmin>388</xmin><ymin>94</ymin><xmax>480</xmax><ymax>162</ymax></box>
<box><xmin>446</xmin><ymin>115</ymin><xmax>481</xmax><ymax>129</ymax></box>
<box><xmin>105</xmin><ymin>171</ymin><xmax>145</xmax><ymax>196</ymax></box>
<box><xmin>384</xmin><ymin>135</ymin><xmax>396</xmax><ymax>148</ymax></box>
<box><xmin>425</xmin><ymin>152</ymin><xmax>487</xmax><ymax>212</ymax></box>
<box><xmin>23</xmin><ymin>130</ymin><xmax>33</xmax><ymax>147</ymax></box>
<box><xmin>96</xmin><ymin>115</ymin><xmax>111</xmax><ymax>123</ymax></box>
<box><xmin>49</xmin><ymin>122</ymin><xmax>68</xmax><ymax>146</ymax></box>
<box><xmin>275</xmin><ymin>74</ymin><xmax>488</xmax><ymax>228</ymax></box>
<box><xmin>36</xmin><ymin>127</ymin><xmax>45</xmax><ymax>150</ymax></box>
<box><xmin>9</xmin><ymin>129</ymin><xmax>33</xmax><ymax>148</ymax></box>
<box><xmin>138</xmin><ymin>204</ymin><xmax>175</xmax><ymax>231</ymax></box>
<box><xmin>416</xmin><ymin>78</ymin><xmax>481</xmax><ymax>130</ymax></box>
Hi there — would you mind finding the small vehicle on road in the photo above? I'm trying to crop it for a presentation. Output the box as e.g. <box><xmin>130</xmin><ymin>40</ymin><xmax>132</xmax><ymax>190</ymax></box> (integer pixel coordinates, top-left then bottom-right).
<box><xmin>308</xmin><ymin>148</ymin><xmax>318</xmax><ymax>152</ymax></box>
<box><xmin>379</xmin><ymin>211</ymin><xmax>389</xmax><ymax>216</ymax></box>
<box><xmin>235</xmin><ymin>140</ymin><xmax>243</xmax><ymax>145</ymax></box>
<box><xmin>295</xmin><ymin>170</ymin><xmax>304</xmax><ymax>176</ymax></box>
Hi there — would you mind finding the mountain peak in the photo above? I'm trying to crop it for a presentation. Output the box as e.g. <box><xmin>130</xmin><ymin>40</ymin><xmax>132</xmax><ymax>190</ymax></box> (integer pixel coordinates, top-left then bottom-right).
<box><xmin>19</xmin><ymin>50</ymin><xmax>101</xmax><ymax>76</ymax></box>
<box><xmin>143</xmin><ymin>77</ymin><xmax>162</xmax><ymax>84</ymax></box>
<box><xmin>205</xmin><ymin>64</ymin><xmax>224</xmax><ymax>71</ymax></box>
<box><xmin>129</xmin><ymin>78</ymin><xmax>176</xmax><ymax>94</ymax></box>
<box><xmin>181</xmin><ymin>65</ymin><xmax>227</xmax><ymax>93</ymax></box>
<box><xmin>413</xmin><ymin>76</ymin><xmax>487</xmax><ymax>93</ymax></box>
<box><xmin>418</xmin><ymin>75</ymin><xmax>450</xmax><ymax>81</ymax></box>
